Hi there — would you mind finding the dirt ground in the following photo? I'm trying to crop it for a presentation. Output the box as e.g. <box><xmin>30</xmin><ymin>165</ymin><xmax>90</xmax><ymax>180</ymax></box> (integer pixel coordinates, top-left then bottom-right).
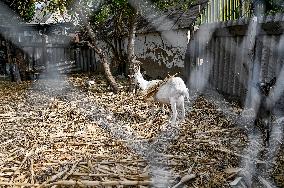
<box><xmin>0</xmin><ymin>73</ymin><xmax>283</xmax><ymax>187</ymax></box>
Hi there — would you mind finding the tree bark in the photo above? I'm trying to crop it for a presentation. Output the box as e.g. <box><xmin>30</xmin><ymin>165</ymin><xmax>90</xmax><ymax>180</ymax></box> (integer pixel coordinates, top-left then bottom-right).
<box><xmin>127</xmin><ymin>9</ymin><xmax>138</xmax><ymax>92</ymax></box>
<box><xmin>80</xmin><ymin>11</ymin><xmax>120</xmax><ymax>93</ymax></box>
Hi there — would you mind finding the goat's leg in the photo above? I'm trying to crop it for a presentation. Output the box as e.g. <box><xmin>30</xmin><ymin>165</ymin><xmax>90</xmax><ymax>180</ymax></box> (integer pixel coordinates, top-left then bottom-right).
<box><xmin>159</xmin><ymin>104</ymin><xmax>165</xmax><ymax>115</ymax></box>
<box><xmin>169</xmin><ymin>98</ymin><xmax>177</xmax><ymax>125</ymax></box>
<box><xmin>265</xmin><ymin>128</ymin><xmax>270</xmax><ymax>147</ymax></box>
<box><xmin>264</xmin><ymin>119</ymin><xmax>272</xmax><ymax>147</ymax></box>
<box><xmin>180</xmin><ymin>101</ymin><xmax>185</xmax><ymax>121</ymax></box>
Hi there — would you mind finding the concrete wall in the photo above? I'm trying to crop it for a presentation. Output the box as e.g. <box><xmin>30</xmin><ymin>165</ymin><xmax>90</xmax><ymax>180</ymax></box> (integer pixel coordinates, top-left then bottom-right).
<box><xmin>125</xmin><ymin>29</ymin><xmax>189</xmax><ymax>79</ymax></box>
<box><xmin>93</xmin><ymin>28</ymin><xmax>190</xmax><ymax>79</ymax></box>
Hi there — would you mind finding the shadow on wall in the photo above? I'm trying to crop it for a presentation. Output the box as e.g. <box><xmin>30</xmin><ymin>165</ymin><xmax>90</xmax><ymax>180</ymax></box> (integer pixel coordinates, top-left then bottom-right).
<box><xmin>138</xmin><ymin>57</ymin><xmax>185</xmax><ymax>81</ymax></box>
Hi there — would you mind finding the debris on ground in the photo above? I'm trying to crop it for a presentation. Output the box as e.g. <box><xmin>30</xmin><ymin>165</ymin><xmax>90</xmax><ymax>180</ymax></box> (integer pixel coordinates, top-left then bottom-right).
<box><xmin>0</xmin><ymin>73</ymin><xmax>283</xmax><ymax>187</ymax></box>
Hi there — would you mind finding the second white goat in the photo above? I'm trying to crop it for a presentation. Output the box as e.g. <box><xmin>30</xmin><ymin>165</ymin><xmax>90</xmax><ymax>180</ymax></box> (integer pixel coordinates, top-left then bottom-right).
<box><xmin>133</xmin><ymin>64</ymin><xmax>190</xmax><ymax>124</ymax></box>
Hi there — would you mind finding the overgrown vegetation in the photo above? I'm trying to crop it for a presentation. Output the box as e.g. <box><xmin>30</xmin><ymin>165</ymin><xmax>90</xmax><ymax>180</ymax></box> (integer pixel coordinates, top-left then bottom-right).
<box><xmin>1</xmin><ymin>0</ymin><xmax>35</xmax><ymax>21</ymax></box>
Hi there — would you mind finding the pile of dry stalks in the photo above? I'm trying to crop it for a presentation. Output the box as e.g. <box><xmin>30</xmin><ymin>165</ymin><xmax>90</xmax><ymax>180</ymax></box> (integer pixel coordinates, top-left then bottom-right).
<box><xmin>0</xmin><ymin>73</ymin><xmax>282</xmax><ymax>187</ymax></box>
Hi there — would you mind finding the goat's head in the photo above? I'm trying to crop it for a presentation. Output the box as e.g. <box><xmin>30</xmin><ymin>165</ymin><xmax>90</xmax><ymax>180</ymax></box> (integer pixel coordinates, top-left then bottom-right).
<box><xmin>131</xmin><ymin>59</ymin><xmax>143</xmax><ymax>83</ymax></box>
<box><xmin>257</xmin><ymin>77</ymin><xmax>276</xmax><ymax>96</ymax></box>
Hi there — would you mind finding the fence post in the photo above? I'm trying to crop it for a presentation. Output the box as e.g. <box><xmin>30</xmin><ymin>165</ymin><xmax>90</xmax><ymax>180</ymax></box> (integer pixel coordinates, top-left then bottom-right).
<box><xmin>244</xmin><ymin>16</ymin><xmax>261</xmax><ymax>108</ymax></box>
<box><xmin>184</xmin><ymin>36</ymin><xmax>191</xmax><ymax>86</ymax></box>
<box><xmin>42</xmin><ymin>34</ymin><xmax>48</xmax><ymax>71</ymax></box>
<box><xmin>75</xmin><ymin>47</ymin><xmax>80</xmax><ymax>71</ymax></box>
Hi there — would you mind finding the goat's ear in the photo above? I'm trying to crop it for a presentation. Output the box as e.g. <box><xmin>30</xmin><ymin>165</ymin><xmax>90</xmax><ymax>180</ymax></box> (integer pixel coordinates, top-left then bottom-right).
<box><xmin>269</xmin><ymin>77</ymin><xmax>276</xmax><ymax>87</ymax></box>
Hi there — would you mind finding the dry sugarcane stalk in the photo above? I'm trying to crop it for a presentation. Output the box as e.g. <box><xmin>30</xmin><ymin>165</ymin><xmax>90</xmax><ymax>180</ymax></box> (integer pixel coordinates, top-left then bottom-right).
<box><xmin>62</xmin><ymin>159</ymin><xmax>82</xmax><ymax>180</ymax></box>
<box><xmin>172</xmin><ymin>174</ymin><xmax>197</xmax><ymax>188</ymax></box>
<box><xmin>0</xmin><ymin>172</ymin><xmax>14</xmax><ymax>177</ymax></box>
<box><xmin>70</xmin><ymin>172</ymin><xmax>123</xmax><ymax>178</ymax></box>
<box><xmin>1</xmin><ymin>75</ymin><xmax>283</xmax><ymax>187</ymax></box>
<box><xmin>9</xmin><ymin>147</ymin><xmax>34</xmax><ymax>183</ymax></box>
<box><xmin>87</xmin><ymin>158</ymin><xmax>95</xmax><ymax>172</ymax></box>
<box><xmin>30</xmin><ymin>158</ymin><xmax>35</xmax><ymax>185</ymax></box>
<box><xmin>42</xmin><ymin>167</ymin><xmax>69</xmax><ymax>185</ymax></box>
<box><xmin>193</xmin><ymin>128</ymin><xmax>238</xmax><ymax>135</ymax></box>
<box><xmin>0</xmin><ymin>139</ymin><xmax>14</xmax><ymax>146</ymax></box>
<box><xmin>212</xmin><ymin>147</ymin><xmax>268</xmax><ymax>164</ymax></box>
<box><xmin>14</xmin><ymin>174</ymin><xmax>26</xmax><ymax>182</ymax></box>
<box><xmin>258</xmin><ymin>176</ymin><xmax>274</xmax><ymax>188</ymax></box>
<box><xmin>49</xmin><ymin>179</ymin><xmax>153</xmax><ymax>186</ymax></box>
<box><xmin>70</xmin><ymin>172</ymin><xmax>149</xmax><ymax>178</ymax></box>
<box><xmin>0</xmin><ymin>182</ymin><xmax>41</xmax><ymax>187</ymax></box>
<box><xmin>229</xmin><ymin>177</ymin><xmax>243</xmax><ymax>186</ymax></box>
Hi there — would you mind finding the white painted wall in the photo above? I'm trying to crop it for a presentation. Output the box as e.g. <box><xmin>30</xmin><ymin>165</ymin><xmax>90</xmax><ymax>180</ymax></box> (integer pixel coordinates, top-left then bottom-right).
<box><xmin>95</xmin><ymin>28</ymin><xmax>189</xmax><ymax>77</ymax></box>
<box><xmin>124</xmin><ymin>29</ymin><xmax>189</xmax><ymax>69</ymax></box>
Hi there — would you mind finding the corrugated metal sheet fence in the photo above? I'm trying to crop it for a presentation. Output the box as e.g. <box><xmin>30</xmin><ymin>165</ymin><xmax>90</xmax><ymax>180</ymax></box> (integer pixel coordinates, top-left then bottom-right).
<box><xmin>21</xmin><ymin>45</ymin><xmax>103</xmax><ymax>74</ymax></box>
<box><xmin>1</xmin><ymin>43</ymin><xmax>102</xmax><ymax>78</ymax></box>
<box><xmin>186</xmin><ymin>15</ymin><xmax>284</xmax><ymax>104</ymax></box>
<box><xmin>198</xmin><ymin>0</ymin><xmax>252</xmax><ymax>24</ymax></box>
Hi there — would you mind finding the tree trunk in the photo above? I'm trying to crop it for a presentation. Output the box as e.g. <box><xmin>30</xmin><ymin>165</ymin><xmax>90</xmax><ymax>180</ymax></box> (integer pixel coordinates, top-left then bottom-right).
<box><xmin>81</xmin><ymin>12</ymin><xmax>120</xmax><ymax>93</ymax></box>
<box><xmin>117</xmin><ymin>37</ymin><xmax>127</xmax><ymax>75</ymax></box>
<box><xmin>127</xmin><ymin>10</ymin><xmax>138</xmax><ymax>92</ymax></box>
<box><xmin>90</xmin><ymin>42</ymin><xmax>120</xmax><ymax>93</ymax></box>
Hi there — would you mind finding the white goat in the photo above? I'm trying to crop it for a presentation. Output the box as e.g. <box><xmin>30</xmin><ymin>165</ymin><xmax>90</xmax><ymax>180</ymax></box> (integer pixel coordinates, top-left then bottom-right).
<box><xmin>133</xmin><ymin>64</ymin><xmax>190</xmax><ymax>124</ymax></box>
